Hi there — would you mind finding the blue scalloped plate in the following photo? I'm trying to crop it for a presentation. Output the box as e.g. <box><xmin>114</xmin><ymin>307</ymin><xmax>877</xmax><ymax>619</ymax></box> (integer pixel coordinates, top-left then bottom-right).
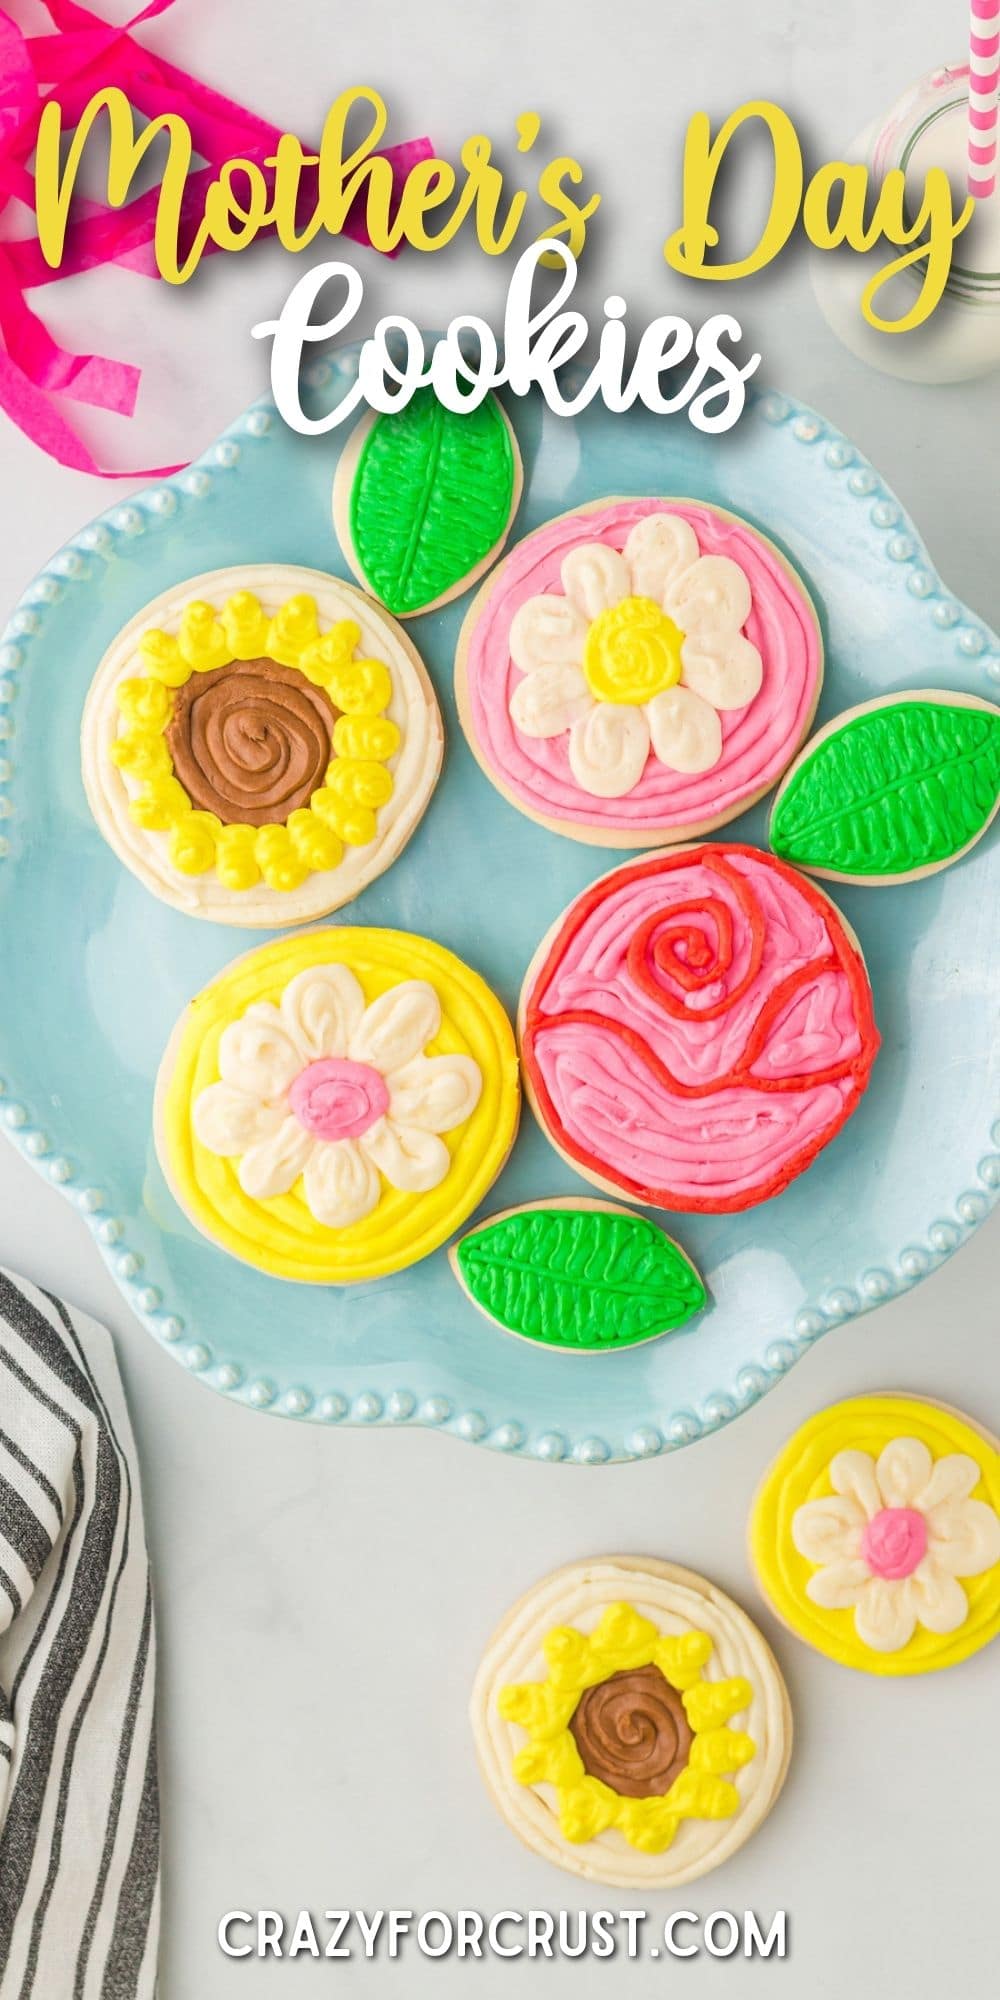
<box><xmin>1</xmin><ymin>358</ymin><xmax>998</xmax><ymax>1464</ymax></box>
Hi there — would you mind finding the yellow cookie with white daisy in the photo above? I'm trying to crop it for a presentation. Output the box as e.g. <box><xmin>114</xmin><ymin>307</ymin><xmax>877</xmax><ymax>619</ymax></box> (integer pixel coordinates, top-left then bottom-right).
<box><xmin>155</xmin><ymin>928</ymin><xmax>520</xmax><ymax>1283</ymax></box>
<box><xmin>82</xmin><ymin>564</ymin><xmax>442</xmax><ymax>926</ymax></box>
<box><xmin>749</xmin><ymin>1395</ymin><xmax>1000</xmax><ymax>1675</ymax></box>
<box><xmin>471</xmin><ymin>1557</ymin><xmax>792</xmax><ymax>1889</ymax></box>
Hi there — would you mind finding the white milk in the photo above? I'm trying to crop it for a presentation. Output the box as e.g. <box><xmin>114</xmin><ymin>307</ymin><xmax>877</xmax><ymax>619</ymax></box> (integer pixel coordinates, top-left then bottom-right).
<box><xmin>812</xmin><ymin>65</ymin><xmax>1000</xmax><ymax>382</ymax></box>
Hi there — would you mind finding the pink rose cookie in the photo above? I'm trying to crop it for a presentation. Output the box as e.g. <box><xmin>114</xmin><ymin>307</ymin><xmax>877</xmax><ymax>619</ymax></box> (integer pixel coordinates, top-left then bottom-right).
<box><xmin>519</xmin><ymin>844</ymin><xmax>880</xmax><ymax>1214</ymax></box>
<box><xmin>456</xmin><ymin>498</ymin><xmax>823</xmax><ymax>845</ymax></box>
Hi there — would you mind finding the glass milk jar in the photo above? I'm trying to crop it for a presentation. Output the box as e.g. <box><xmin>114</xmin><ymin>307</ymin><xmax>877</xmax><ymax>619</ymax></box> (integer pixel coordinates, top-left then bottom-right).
<box><xmin>812</xmin><ymin>66</ymin><xmax>1000</xmax><ymax>383</ymax></box>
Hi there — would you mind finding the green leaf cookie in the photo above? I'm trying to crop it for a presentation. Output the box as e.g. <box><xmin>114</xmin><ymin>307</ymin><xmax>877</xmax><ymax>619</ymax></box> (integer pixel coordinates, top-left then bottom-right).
<box><xmin>341</xmin><ymin>389</ymin><xmax>518</xmax><ymax>616</ymax></box>
<box><xmin>452</xmin><ymin>1203</ymin><xmax>707</xmax><ymax>1352</ymax></box>
<box><xmin>770</xmin><ymin>691</ymin><xmax>1000</xmax><ymax>880</ymax></box>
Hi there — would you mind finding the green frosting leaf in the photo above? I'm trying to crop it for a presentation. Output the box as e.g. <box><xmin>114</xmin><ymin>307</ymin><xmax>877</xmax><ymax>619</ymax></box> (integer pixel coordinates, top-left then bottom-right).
<box><xmin>347</xmin><ymin>388</ymin><xmax>515</xmax><ymax>614</ymax></box>
<box><xmin>770</xmin><ymin>697</ymin><xmax>1000</xmax><ymax>876</ymax></box>
<box><xmin>454</xmin><ymin>1206</ymin><xmax>707</xmax><ymax>1351</ymax></box>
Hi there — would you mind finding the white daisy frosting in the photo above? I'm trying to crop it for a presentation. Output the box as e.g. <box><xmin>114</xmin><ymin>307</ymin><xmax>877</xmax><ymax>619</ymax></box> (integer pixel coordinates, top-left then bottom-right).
<box><xmin>192</xmin><ymin>965</ymin><xmax>482</xmax><ymax>1229</ymax></box>
<box><xmin>791</xmin><ymin>1438</ymin><xmax>1000</xmax><ymax>1653</ymax></box>
<box><xmin>507</xmin><ymin>513</ymin><xmax>762</xmax><ymax>799</ymax></box>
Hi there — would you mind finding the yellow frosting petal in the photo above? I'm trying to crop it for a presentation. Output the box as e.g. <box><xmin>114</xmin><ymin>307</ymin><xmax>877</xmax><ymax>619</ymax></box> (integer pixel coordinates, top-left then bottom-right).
<box><xmin>118</xmin><ymin>591</ymin><xmax>399</xmax><ymax>897</ymax></box>
<box><xmin>500</xmin><ymin>1602</ymin><xmax>759</xmax><ymax>1858</ymax></box>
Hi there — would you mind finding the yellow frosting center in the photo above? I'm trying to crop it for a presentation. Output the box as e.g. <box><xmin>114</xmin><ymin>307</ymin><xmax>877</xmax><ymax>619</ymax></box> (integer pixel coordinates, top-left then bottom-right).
<box><xmin>583</xmin><ymin>596</ymin><xmax>684</xmax><ymax>706</ymax></box>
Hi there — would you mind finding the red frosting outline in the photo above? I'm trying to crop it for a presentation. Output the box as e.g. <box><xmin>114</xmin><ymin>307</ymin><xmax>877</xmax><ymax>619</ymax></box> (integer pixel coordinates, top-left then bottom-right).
<box><xmin>627</xmin><ymin>892</ymin><xmax>756</xmax><ymax>1015</ymax></box>
<box><xmin>521</xmin><ymin>845</ymin><xmax>880</xmax><ymax>1212</ymax></box>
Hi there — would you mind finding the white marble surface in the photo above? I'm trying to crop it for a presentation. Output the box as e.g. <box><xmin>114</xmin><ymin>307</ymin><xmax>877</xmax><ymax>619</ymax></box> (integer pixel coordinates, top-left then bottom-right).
<box><xmin>1</xmin><ymin>2</ymin><xmax>998</xmax><ymax>1993</ymax></box>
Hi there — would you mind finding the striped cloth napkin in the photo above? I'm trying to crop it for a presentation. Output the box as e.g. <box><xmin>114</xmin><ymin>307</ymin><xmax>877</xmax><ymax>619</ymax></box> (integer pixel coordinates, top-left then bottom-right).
<box><xmin>0</xmin><ymin>1269</ymin><xmax>159</xmax><ymax>1997</ymax></box>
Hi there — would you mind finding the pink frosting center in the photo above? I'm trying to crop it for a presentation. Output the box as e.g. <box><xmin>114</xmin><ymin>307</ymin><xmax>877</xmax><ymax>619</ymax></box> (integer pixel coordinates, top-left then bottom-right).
<box><xmin>860</xmin><ymin>1507</ymin><xmax>928</xmax><ymax>1581</ymax></box>
<box><xmin>288</xmin><ymin>1058</ymin><xmax>389</xmax><ymax>1141</ymax></box>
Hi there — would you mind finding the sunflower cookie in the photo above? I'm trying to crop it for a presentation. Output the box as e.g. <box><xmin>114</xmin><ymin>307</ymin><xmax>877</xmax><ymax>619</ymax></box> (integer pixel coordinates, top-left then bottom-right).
<box><xmin>155</xmin><ymin>928</ymin><xmax>520</xmax><ymax>1283</ymax></box>
<box><xmin>456</xmin><ymin>497</ymin><xmax>822</xmax><ymax>845</ymax></box>
<box><xmin>82</xmin><ymin>564</ymin><xmax>443</xmax><ymax>925</ymax></box>
<box><xmin>471</xmin><ymin>1557</ymin><xmax>791</xmax><ymax>1888</ymax></box>
<box><xmin>334</xmin><ymin>388</ymin><xmax>522</xmax><ymax>617</ymax></box>
<box><xmin>749</xmin><ymin>1395</ymin><xmax>1000</xmax><ymax>1675</ymax></box>
<box><xmin>519</xmin><ymin>844</ymin><xmax>880</xmax><ymax>1213</ymax></box>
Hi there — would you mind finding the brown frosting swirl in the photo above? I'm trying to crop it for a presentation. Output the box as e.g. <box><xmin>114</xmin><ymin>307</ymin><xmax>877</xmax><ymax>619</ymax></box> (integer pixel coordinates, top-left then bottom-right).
<box><xmin>165</xmin><ymin>658</ymin><xmax>337</xmax><ymax>826</ymax></box>
<box><xmin>569</xmin><ymin>1665</ymin><xmax>693</xmax><ymax>1798</ymax></box>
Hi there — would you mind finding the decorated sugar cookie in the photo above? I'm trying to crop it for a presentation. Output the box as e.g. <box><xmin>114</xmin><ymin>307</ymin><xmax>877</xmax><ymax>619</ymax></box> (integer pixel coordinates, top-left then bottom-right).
<box><xmin>456</xmin><ymin>497</ymin><xmax>822</xmax><ymax>845</ymax></box>
<box><xmin>333</xmin><ymin>388</ymin><xmax>522</xmax><ymax>617</ymax></box>
<box><xmin>450</xmin><ymin>1198</ymin><xmax>706</xmax><ymax>1352</ymax></box>
<box><xmin>82</xmin><ymin>565</ymin><xmax>443</xmax><ymax>925</ymax></box>
<box><xmin>750</xmin><ymin>1396</ymin><xmax>1000</xmax><ymax>1675</ymax></box>
<box><xmin>770</xmin><ymin>690</ymin><xmax>1000</xmax><ymax>883</ymax></box>
<box><xmin>519</xmin><ymin>844</ymin><xmax>880</xmax><ymax>1214</ymax></box>
<box><xmin>471</xmin><ymin>1558</ymin><xmax>791</xmax><ymax>1888</ymax></box>
<box><xmin>155</xmin><ymin>928</ymin><xmax>520</xmax><ymax>1283</ymax></box>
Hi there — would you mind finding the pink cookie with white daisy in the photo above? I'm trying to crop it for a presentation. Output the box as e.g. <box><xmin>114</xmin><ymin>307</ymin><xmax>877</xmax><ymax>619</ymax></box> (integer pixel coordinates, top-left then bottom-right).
<box><xmin>455</xmin><ymin>498</ymin><xmax>823</xmax><ymax>846</ymax></box>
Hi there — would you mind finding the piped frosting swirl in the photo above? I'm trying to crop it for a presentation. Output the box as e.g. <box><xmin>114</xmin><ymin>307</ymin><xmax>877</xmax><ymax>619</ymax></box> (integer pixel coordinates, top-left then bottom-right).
<box><xmin>164</xmin><ymin>657</ymin><xmax>337</xmax><ymax>826</ymax></box>
<box><xmin>569</xmin><ymin>1665</ymin><xmax>693</xmax><ymax>1798</ymax></box>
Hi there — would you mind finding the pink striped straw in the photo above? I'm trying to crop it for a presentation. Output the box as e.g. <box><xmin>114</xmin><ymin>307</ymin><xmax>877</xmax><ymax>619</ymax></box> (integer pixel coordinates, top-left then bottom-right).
<box><xmin>969</xmin><ymin>0</ymin><xmax>1000</xmax><ymax>195</ymax></box>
